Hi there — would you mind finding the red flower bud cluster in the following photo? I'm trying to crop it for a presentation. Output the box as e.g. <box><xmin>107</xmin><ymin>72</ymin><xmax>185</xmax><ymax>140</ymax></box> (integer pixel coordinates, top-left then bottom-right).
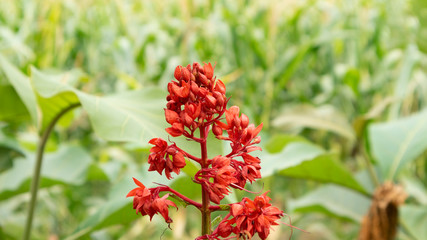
<box><xmin>126</xmin><ymin>178</ymin><xmax>177</xmax><ymax>223</ymax></box>
<box><xmin>204</xmin><ymin>192</ymin><xmax>284</xmax><ymax>240</ymax></box>
<box><xmin>166</xmin><ymin>62</ymin><xmax>227</xmax><ymax>138</ymax></box>
<box><xmin>194</xmin><ymin>156</ymin><xmax>238</xmax><ymax>204</ymax></box>
<box><xmin>213</xmin><ymin>106</ymin><xmax>263</xmax><ymax>188</ymax></box>
<box><xmin>147</xmin><ymin>138</ymin><xmax>186</xmax><ymax>180</ymax></box>
<box><xmin>127</xmin><ymin>62</ymin><xmax>292</xmax><ymax>239</ymax></box>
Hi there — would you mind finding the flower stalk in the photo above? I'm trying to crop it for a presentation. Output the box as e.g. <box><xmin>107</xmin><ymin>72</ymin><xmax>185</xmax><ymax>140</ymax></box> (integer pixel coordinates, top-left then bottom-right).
<box><xmin>23</xmin><ymin>103</ymin><xmax>81</xmax><ymax>240</ymax></box>
<box><xmin>199</xmin><ymin>125</ymin><xmax>211</xmax><ymax>235</ymax></box>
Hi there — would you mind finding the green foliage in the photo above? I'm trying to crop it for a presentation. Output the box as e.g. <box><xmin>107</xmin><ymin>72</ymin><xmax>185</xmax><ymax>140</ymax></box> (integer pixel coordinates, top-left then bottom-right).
<box><xmin>261</xmin><ymin>142</ymin><xmax>367</xmax><ymax>195</ymax></box>
<box><xmin>0</xmin><ymin>54</ymin><xmax>39</xmax><ymax>125</ymax></box>
<box><xmin>400</xmin><ymin>205</ymin><xmax>427</xmax><ymax>239</ymax></box>
<box><xmin>369</xmin><ymin>109</ymin><xmax>427</xmax><ymax>180</ymax></box>
<box><xmin>288</xmin><ymin>184</ymin><xmax>371</xmax><ymax>222</ymax></box>
<box><xmin>0</xmin><ymin>145</ymin><xmax>91</xmax><ymax>200</ymax></box>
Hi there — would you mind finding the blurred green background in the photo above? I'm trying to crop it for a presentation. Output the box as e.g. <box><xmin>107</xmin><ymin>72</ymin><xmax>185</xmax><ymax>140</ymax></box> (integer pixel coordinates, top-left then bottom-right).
<box><xmin>1</xmin><ymin>0</ymin><xmax>427</xmax><ymax>239</ymax></box>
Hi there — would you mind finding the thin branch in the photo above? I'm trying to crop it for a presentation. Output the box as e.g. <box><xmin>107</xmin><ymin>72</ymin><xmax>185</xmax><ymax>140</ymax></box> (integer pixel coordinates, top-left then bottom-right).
<box><xmin>23</xmin><ymin>103</ymin><xmax>81</xmax><ymax>240</ymax></box>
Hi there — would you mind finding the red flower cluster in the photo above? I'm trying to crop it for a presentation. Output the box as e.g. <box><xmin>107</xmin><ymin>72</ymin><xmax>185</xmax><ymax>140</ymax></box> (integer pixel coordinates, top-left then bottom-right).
<box><xmin>214</xmin><ymin>106</ymin><xmax>263</xmax><ymax>188</ymax></box>
<box><xmin>166</xmin><ymin>62</ymin><xmax>227</xmax><ymax>138</ymax></box>
<box><xmin>126</xmin><ymin>178</ymin><xmax>177</xmax><ymax>223</ymax></box>
<box><xmin>127</xmin><ymin>62</ymin><xmax>292</xmax><ymax>239</ymax></box>
<box><xmin>147</xmin><ymin>138</ymin><xmax>186</xmax><ymax>179</ymax></box>
<box><xmin>194</xmin><ymin>156</ymin><xmax>238</xmax><ymax>204</ymax></box>
<box><xmin>207</xmin><ymin>192</ymin><xmax>284</xmax><ymax>240</ymax></box>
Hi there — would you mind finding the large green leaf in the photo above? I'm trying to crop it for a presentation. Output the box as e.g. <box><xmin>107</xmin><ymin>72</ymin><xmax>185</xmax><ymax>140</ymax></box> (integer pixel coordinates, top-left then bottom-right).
<box><xmin>31</xmin><ymin>67</ymin><xmax>167</xmax><ymax>144</ymax></box>
<box><xmin>369</xmin><ymin>109</ymin><xmax>427</xmax><ymax>180</ymax></box>
<box><xmin>400</xmin><ymin>205</ymin><xmax>427</xmax><ymax>240</ymax></box>
<box><xmin>261</xmin><ymin>142</ymin><xmax>367</xmax><ymax>195</ymax></box>
<box><xmin>388</xmin><ymin>44</ymin><xmax>419</xmax><ymax>119</ymax></box>
<box><xmin>288</xmin><ymin>184</ymin><xmax>371</xmax><ymax>222</ymax></box>
<box><xmin>0</xmin><ymin>54</ymin><xmax>39</xmax><ymax>125</ymax></box>
<box><xmin>263</xmin><ymin>134</ymin><xmax>308</xmax><ymax>153</ymax></box>
<box><xmin>0</xmin><ymin>85</ymin><xmax>29</xmax><ymax>121</ymax></box>
<box><xmin>401</xmin><ymin>177</ymin><xmax>427</xmax><ymax>205</ymax></box>
<box><xmin>0</xmin><ymin>145</ymin><xmax>92</xmax><ymax>200</ymax></box>
<box><xmin>272</xmin><ymin>104</ymin><xmax>355</xmax><ymax>141</ymax></box>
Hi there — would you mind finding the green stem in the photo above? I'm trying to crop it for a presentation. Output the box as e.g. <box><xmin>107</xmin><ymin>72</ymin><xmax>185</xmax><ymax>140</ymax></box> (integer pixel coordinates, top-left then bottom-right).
<box><xmin>199</xmin><ymin>125</ymin><xmax>211</xmax><ymax>235</ymax></box>
<box><xmin>362</xmin><ymin>145</ymin><xmax>380</xmax><ymax>188</ymax></box>
<box><xmin>23</xmin><ymin>103</ymin><xmax>81</xmax><ymax>240</ymax></box>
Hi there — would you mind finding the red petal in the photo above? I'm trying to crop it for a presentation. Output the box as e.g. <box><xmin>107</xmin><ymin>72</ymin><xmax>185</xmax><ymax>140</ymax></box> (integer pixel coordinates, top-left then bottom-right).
<box><xmin>126</xmin><ymin>187</ymin><xmax>139</xmax><ymax>197</ymax></box>
<box><xmin>231</xmin><ymin>204</ymin><xmax>244</xmax><ymax>216</ymax></box>
<box><xmin>214</xmin><ymin>79</ymin><xmax>226</xmax><ymax>94</ymax></box>
<box><xmin>204</xmin><ymin>62</ymin><xmax>214</xmax><ymax>79</ymax></box>
<box><xmin>253</xmin><ymin>122</ymin><xmax>263</xmax><ymax>137</ymax></box>
<box><xmin>165</xmin><ymin>109</ymin><xmax>179</xmax><ymax>124</ymax></box>
<box><xmin>132</xmin><ymin>177</ymin><xmax>145</xmax><ymax>188</ymax></box>
<box><xmin>179</xmin><ymin>80</ymin><xmax>190</xmax><ymax>98</ymax></box>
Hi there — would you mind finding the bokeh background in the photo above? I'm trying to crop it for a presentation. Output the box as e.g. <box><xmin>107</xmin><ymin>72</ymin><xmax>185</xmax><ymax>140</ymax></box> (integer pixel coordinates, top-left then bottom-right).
<box><xmin>1</xmin><ymin>0</ymin><xmax>427</xmax><ymax>239</ymax></box>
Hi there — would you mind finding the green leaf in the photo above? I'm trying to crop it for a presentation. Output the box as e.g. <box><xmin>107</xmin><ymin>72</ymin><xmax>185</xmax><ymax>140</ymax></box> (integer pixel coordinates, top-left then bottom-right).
<box><xmin>401</xmin><ymin>177</ymin><xmax>427</xmax><ymax>205</ymax></box>
<box><xmin>0</xmin><ymin>85</ymin><xmax>29</xmax><ymax>121</ymax></box>
<box><xmin>400</xmin><ymin>205</ymin><xmax>427</xmax><ymax>240</ymax></box>
<box><xmin>263</xmin><ymin>134</ymin><xmax>308</xmax><ymax>153</ymax></box>
<box><xmin>0</xmin><ymin>130</ymin><xmax>25</xmax><ymax>173</ymax></box>
<box><xmin>388</xmin><ymin>44</ymin><xmax>419</xmax><ymax>119</ymax></box>
<box><xmin>31</xmin><ymin>67</ymin><xmax>167</xmax><ymax>144</ymax></box>
<box><xmin>272</xmin><ymin>104</ymin><xmax>355</xmax><ymax>141</ymax></box>
<box><xmin>369</xmin><ymin>109</ymin><xmax>427</xmax><ymax>180</ymax></box>
<box><xmin>288</xmin><ymin>184</ymin><xmax>371</xmax><ymax>222</ymax></box>
<box><xmin>0</xmin><ymin>145</ymin><xmax>92</xmax><ymax>200</ymax></box>
<box><xmin>0</xmin><ymin>54</ymin><xmax>39</xmax><ymax>126</ymax></box>
<box><xmin>261</xmin><ymin>142</ymin><xmax>368</xmax><ymax>195</ymax></box>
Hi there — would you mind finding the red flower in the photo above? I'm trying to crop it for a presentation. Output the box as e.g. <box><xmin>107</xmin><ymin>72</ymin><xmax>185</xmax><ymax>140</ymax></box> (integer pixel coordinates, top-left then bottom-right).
<box><xmin>195</xmin><ymin>156</ymin><xmax>237</xmax><ymax>204</ymax></box>
<box><xmin>205</xmin><ymin>192</ymin><xmax>284</xmax><ymax>240</ymax></box>
<box><xmin>212</xmin><ymin>105</ymin><xmax>263</xmax><ymax>188</ymax></box>
<box><xmin>165</xmin><ymin>62</ymin><xmax>228</xmax><ymax>139</ymax></box>
<box><xmin>126</xmin><ymin>177</ymin><xmax>177</xmax><ymax>223</ymax></box>
<box><xmin>147</xmin><ymin>138</ymin><xmax>186</xmax><ymax>179</ymax></box>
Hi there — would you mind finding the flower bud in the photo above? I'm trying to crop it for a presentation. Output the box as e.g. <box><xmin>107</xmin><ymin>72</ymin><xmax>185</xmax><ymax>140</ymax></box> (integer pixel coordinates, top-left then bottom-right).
<box><xmin>181</xmin><ymin>111</ymin><xmax>193</xmax><ymax>127</ymax></box>
<box><xmin>174</xmin><ymin>66</ymin><xmax>182</xmax><ymax>80</ymax></box>
<box><xmin>206</xmin><ymin>94</ymin><xmax>217</xmax><ymax>108</ymax></box>
<box><xmin>212</xmin><ymin>123</ymin><xmax>223</xmax><ymax>137</ymax></box>
<box><xmin>240</xmin><ymin>114</ymin><xmax>249</xmax><ymax>129</ymax></box>
<box><xmin>204</xmin><ymin>63</ymin><xmax>214</xmax><ymax>79</ymax></box>
<box><xmin>182</xmin><ymin>67</ymin><xmax>191</xmax><ymax>82</ymax></box>
<box><xmin>197</xmin><ymin>73</ymin><xmax>209</xmax><ymax>86</ymax></box>
<box><xmin>214</xmin><ymin>79</ymin><xmax>226</xmax><ymax>94</ymax></box>
<box><xmin>193</xmin><ymin>62</ymin><xmax>203</xmax><ymax>73</ymax></box>
<box><xmin>213</xmin><ymin>91</ymin><xmax>224</xmax><ymax>107</ymax></box>
<box><xmin>173</xmin><ymin>152</ymin><xmax>186</xmax><ymax>168</ymax></box>
<box><xmin>165</xmin><ymin>109</ymin><xmax>179</xmax><ymax>124</ymax></box>
<box><xmin>233</xmin><ymin>115</ymin><xmax>241</xmax><ymax>129</ymax></box>
<box><xmin>166</xmin><ymin>122</ymin><xmax>184</xmax><ymax>137</ymax></box>
<box><xmin>197</xmin><ymin>87</ymin><xmax>209</xmax><ymax>98</ymax></box>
